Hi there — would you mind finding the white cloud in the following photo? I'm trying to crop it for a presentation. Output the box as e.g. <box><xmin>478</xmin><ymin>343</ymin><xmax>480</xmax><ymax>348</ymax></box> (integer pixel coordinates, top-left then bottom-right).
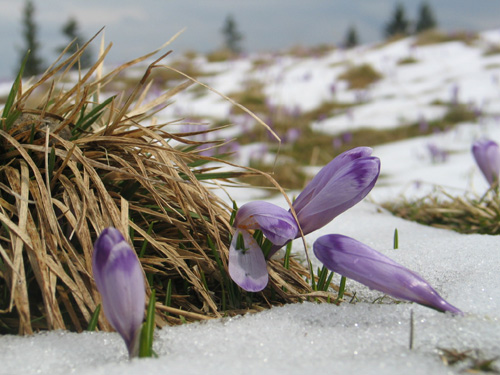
<box><xmin>0</xmin><ymin>1</ymin><xmax>23</xmax><ymax>18</ymax></box>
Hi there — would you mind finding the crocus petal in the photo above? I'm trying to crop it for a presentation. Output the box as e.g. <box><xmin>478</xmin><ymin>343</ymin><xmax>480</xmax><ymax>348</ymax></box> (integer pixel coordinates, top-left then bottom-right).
<box><xmin>92</xmin><ymin>227</ymin><xmax>146</xmax><ymax>357</ymax></box>
<box><xmin>472</xmin><ymin>139</ymin><xmax>500</xmax><ymax>187</ymax></box>
<box><xmin>235</xmin><ymin>201</ymin><xmax>298</xmax><ymax>246</ymax></box>
<box><xmin>292</xmin><ymin>147</ymin><xmax>380</xmax><ymax>235</ymax></box>
<box><xmin>313</xmin><ymin>234</ymin><xmax>462</xmax><ymax>314</ymax></box>
<box><xmin>228</xmin><ymin>229</ymin><xmax>269</xmax><ymax>292</ymax></box>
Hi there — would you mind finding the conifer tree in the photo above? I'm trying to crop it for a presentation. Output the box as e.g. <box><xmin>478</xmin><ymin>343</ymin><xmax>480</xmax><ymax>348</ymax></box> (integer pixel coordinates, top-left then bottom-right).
<box><xmin>343</xmin><ymin>25</ymin><xmax>359</xmax><ymax>49</ymax></box>
<box><xmin>19</xmin><ymin>0</ymin><xmax>44</xmax><ymax>77</ymax></box>
<box><xmin>57</xmin><ymin>17</ymin><xmax>93</xmax><ymax>69</ymax></box>
<box><xmin>415</xmin><ymin>2</ymin><xmax>437</xmax><ymax>33</ymax></box>
<box><xmin>221</xmin><ymin>14</ymin><xmax>243</xmax><ymax>54</ymax></box>
<box><xmin>384</xmin><ymin>3</ymin><xmax>410</xmax><ymax>39</ymax></box>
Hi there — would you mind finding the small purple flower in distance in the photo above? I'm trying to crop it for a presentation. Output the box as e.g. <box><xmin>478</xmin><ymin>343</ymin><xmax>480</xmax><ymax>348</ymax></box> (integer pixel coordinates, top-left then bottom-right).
<box><xmin>346</xmin><ymin>108</ymin><xmax>354</xmax><ymax>122</ymax></box>
<box><xmin>418</xmin><ymin>116</ymin><xmax>429</xmax><ymax>133</ymax></box>
<box><xmin>472</xmin><ymin>139</ymin><xmax>500</xmax><ymax>188</ymax></box>
<box><xmin>329</xmin><ymin>82</ymin><xmax>337</xmax><ymax>96</ymax></box>
<box><xmin>333</xmin><ymin>138</ymin><xmax>343</xmax><ymax>149</ymax></box>
<box><xmin>291</xmin><ymin>105</ymin><xmax>302</xmax><ymax>118</ymax></box>
<box><xmin>228</xmin><ymin>147</ymin><xmax>380</xmax><ymax>291</ymax></box>
<box><xmin>342</xmin><ymin>132</ymin><xmax>353</xmax><ymax>144</ymax></box>
<box><xmin>92</xmin><ymin>227</ymin><xmax>146</xmax><ymax>357</ymax></box>
<box><xmin>317</xmin><ymin>113</ymin><xmax>328</xmax><ymax>122</ymax></box>
<box><xmin>492</xmin><ymin>74</ymin><xmax>499</xmax><ymax>86</ymax></box>
<box><xmin>450</xmin><ymin>83</ymin><xmax>460</xmax><ymax>105</ymax></box>
<box><xmin>285</xmin><ymin>128</ymin><xmax>301</xmax><ymax>144</ymax></box>
<box><xmin>427</xmin><ymin>143</ymin><xmax>448</xmax><ymax>163</ymax></box>
<box><xmin>313</xmin><ymin>234</ymin><xmax>462</xmax><ymax>314</ymax></box>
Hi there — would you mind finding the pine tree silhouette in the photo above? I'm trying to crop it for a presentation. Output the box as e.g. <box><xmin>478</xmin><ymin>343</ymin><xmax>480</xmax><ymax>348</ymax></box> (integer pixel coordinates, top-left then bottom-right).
<box><xmin>415</xmin><ymin>2</ymin><xmax>437</xmax><ymax>33</ymax></box>
<box><xmin>221</xmin><ymin>14</ymin><xmax>243</xmax><ymax>54</ymax></box>
<box><xmin>384</xmin><ymin>3</ymin><xmax>410</xmax><ymax>38</ymax></box>
<box><xmin>57</xmin><ymin>17</ymin><xmax>93</xmax><ymax>69</ymax></box>
<box><xmin>19</xmin><ymin>0</ymin><xmax>44</xmax><ymax>77</ymax></box>
<box><xmin>344</xmin><ymin>25</ymin><xmax>359</xmax><ymax>49</ymax></box>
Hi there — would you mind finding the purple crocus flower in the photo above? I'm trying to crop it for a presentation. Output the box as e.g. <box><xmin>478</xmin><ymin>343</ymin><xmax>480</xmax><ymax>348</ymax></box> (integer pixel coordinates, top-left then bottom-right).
<box><xmin>332</xmin><ymin>138</ymin><xmax>342</xmax><ymax>149</ymax></box>
<box><xmin>427</xmin><ymin>143</ymin><xmax>448</xmax><ymax>164</ymax></box>
<box><xmin>228</xmin><ymin>202</ymin><xmax>298</xmax><ymax>292</ymax></box>
<box><xmin>289</xmin><ymin>147</ymin><xmax>380</xmax><ymax>240</ymax></box>
<box><xmin>313</xmin><ymin>234</ymin><xmax>462</xmax><ymax>314</ymax></box>
<box><xmin>418</xmin><ymin>116</ymin><xmax>429</xmax><ymax>133</ymax></box>
<box><xmin>285</xmin><ymin>128</ymin><xmax>301</xmax><ymax>144</ymax></box>
<box><xmin>228</xmin><ymin>147</ymin><xmax>380</xmax><ymax>291</ymax></box>
<box><xmin>472</xmin><ymin>139</ymin><xmax>500</xmax><ymax>188</ymax></box>
<box><xmin>92</xmin><ymin>227</ymin><xmax>146</xmax><ymax>357</ymax></box>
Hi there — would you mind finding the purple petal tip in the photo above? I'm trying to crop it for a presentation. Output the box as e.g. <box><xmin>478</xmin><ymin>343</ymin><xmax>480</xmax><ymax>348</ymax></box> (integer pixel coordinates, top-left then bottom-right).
<box><xmin>292</xmin><ymin>147</ymin><xmax>380</xmax><ymax>235</ymax></box>
<box><xmin>92</xmin><ymin>227</ymin><xmax>146</xmax><ymax>357</ymax></box>
<box><xmin>235</xmin><ymin>201</ymin><xmax>298</xmax><ymax>247</ymax></box>
<box><xmin>313</xmin><ymin>234</ymin><xmax>462</xmax><ymax>315</ymax></box>
<box><xmin>228</xmin><ymin>230</ymin><xmax>269</xmax><ymax>292</ymax></box>
<box><xmin>472</xmin><ymin>139</ymin><xmax>500</xmax><ymax>187</ymax></box>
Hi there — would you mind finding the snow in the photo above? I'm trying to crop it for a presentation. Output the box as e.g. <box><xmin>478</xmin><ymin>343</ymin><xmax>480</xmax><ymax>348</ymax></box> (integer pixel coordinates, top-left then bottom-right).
<box><xmin>2</xmin><ymin>30</ymin><xmax>500</xmax><ymax>374</ymax></box>
<box><xmin>2</xmin><ymin>202</ymin><xmax>499</xmax><ymax>375</ymax></box>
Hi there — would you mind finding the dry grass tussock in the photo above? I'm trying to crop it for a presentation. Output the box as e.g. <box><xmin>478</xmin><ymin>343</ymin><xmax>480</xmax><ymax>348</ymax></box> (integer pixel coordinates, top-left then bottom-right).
<box><xmin>0</xmin><ymin>32</ymin><xmax>336</xmax><ymax>335</ymax></box>
<box><xmin>383</xmin><ymin>188</ymin><xmax>500</xmax><ymax>235</ymax></box>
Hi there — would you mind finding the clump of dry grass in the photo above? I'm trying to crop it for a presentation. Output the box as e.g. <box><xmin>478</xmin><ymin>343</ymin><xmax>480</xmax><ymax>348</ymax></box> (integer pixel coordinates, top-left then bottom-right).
<box><xmin>414</xmin><ymin>30</ymin><xmax>478</xmax><ymax>46</ymax></box>
<box><xmin>0</xmin><ymin>34</ymin><xmax>336</xmax><ymax>335</ymax></box>
<box><xmin>397</xmin><ymin>56</ymin><xmax>419</xmax><ymax>65</ymax></box>
<box><xmin>338</xmin><ymin>64</ymin><xmax>382</xmax><ymax>89</ymax></box>
<box><xmin>382</xmin><ymin>189</ymin><xmax>500</xmax><ymax>234</ymax></box>
<box><xmin>284</xmin><ymin>44</ymin><xmax>335</xmax><ymax>58</ymax></box>
<box><xmin>483</xmin><ymin>44</ymin><xmax>500</xmax><ymax>57</ymax></box>
<box><xmin>206</xmin><ymin>48</ymin><xmax>238</xmax><ymax>63</ymax></box>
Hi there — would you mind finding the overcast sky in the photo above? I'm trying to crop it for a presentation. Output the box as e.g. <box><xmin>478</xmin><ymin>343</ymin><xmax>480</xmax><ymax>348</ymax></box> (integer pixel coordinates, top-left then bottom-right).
<box><xmin>1</xmin><ymin>0</ymin><xmax>500</xmax><ymax>79</ymax></box>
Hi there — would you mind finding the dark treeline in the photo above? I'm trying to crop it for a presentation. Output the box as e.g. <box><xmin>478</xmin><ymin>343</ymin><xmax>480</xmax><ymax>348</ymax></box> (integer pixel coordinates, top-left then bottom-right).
<box><xmin>344</xmin><ymin>2</ymin><xmax>437</xmax><ymax>49</ymax></box>
<box><xmin>17</xmin><ymin>1</ymin><xmax>439</xmax><ymax>77</ymax></box>
<box><xmin>18</xmin><ymin>0</ymin><xmax>93</xmax><ymax>77</ymax></box>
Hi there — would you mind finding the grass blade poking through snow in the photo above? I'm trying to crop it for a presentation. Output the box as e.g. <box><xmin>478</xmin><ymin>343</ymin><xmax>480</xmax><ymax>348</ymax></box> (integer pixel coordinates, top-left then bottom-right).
<box><xmin>1</xmin><ymin>53</ymin><xmax>27</xmax><ymax>130</ymax></box>
<box><xmin>336</xmin><ymin>276</ymin><xmax>347</xmax><ymax>301</ymax></box>
<box><xmin>139</xmin><ymin>290</ymin><xmax>156</xmax><ymax>358</ymax></box>
<box><xmin>87</xmin><ymin>304</ymin><xmax>101</xmax><ymax>331</ymax></box>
